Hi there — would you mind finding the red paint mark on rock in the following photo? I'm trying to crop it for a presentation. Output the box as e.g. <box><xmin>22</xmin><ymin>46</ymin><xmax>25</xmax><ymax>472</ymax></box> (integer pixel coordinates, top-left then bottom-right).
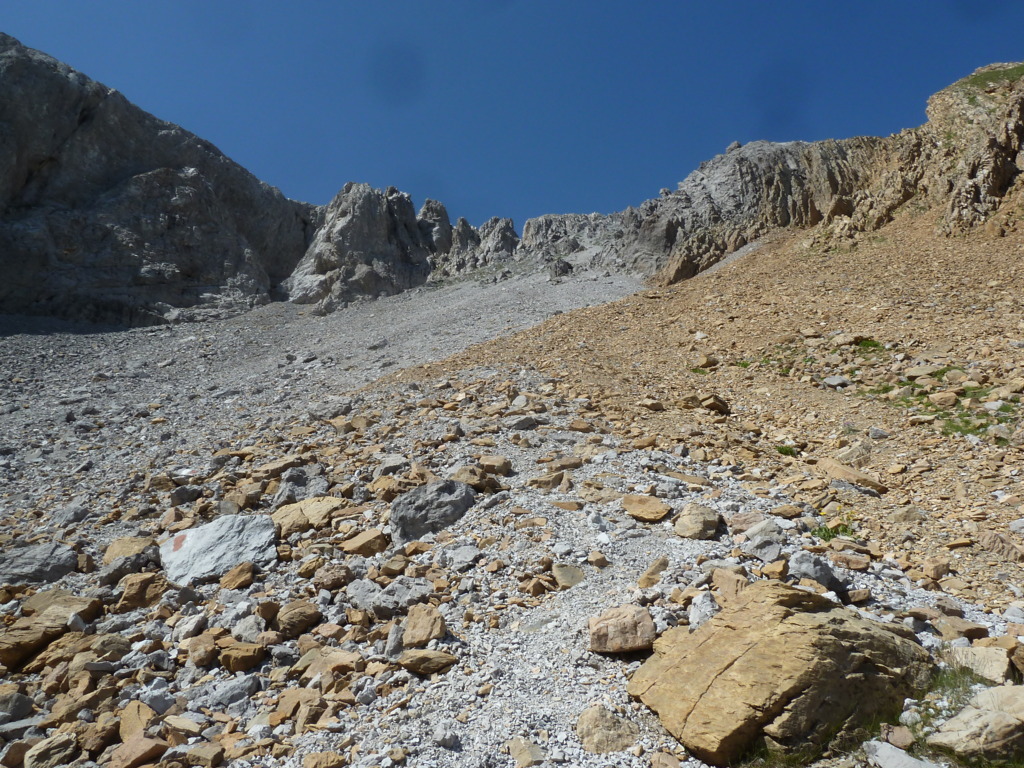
<box><xmin>172</xmin><ymin>533</ymin><xmax>187</xmax><ymax>552</ymax></box>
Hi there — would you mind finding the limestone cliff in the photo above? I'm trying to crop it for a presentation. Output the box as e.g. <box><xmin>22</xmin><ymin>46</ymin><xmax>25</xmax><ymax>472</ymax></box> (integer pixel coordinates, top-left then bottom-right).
<box><xmin>0</xmin><ymin>33</ymin><xmax>318</xmax><ymax>325</ymax></box>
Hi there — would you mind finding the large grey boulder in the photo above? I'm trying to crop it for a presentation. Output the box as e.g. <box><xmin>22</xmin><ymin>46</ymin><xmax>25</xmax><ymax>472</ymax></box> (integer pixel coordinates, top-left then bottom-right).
<box><xmin>389</xmin><ymin>480</ymin><xmax>476</xmax><ymax>546</ymax></box>
<box><xmin>0</xmin><ymin>33</ymin><xmax>316</xmax><ymax>325</ymax></box>
<box><xmin>160</xmin><ymin>514</ymin><xmax>276</xmax><ymax>585</ymax></box>
<box><xmin>0</xmin><ymin>542</ymin><xmax>77</xmax><ymax>584</ymax></box>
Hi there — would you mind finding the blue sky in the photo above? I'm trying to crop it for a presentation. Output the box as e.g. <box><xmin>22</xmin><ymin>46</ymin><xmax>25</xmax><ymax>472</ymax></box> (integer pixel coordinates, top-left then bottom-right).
<box><xmin>5</xmin><ymin>2</ymin><xmax>1024</xmax><ymax>227</ymax></box>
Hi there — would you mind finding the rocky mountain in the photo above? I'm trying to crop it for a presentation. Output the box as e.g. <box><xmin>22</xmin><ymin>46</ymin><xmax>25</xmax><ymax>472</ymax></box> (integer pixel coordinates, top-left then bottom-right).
<box><xmin>0</xmin><ymin>33</ymin><xmax>318</xmax><ymax>326</ymax></box>
<box><xmin>4</xmin><ymin>31</ymin><xmax>1023</xmax><ymax>327</ymax></box>
<box><xmin>0</xmin><ymin>35</ymin><xmax>514</xmax><ymax>325</ymax></box>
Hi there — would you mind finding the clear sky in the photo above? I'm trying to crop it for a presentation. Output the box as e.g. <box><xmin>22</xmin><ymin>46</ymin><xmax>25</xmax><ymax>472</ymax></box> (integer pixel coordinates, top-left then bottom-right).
<box><xmin>5</xmin><ymin>2</ymin><xmax>1024</xmax><ymax>228</ymax></box>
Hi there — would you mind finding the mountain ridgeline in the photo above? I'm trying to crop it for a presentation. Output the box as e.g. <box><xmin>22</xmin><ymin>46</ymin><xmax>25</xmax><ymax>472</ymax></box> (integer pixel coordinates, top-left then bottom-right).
<box><xmin>1</xmin><ymin>32</ymin><xmax>1022</xmax><ymax>325</ymax></box>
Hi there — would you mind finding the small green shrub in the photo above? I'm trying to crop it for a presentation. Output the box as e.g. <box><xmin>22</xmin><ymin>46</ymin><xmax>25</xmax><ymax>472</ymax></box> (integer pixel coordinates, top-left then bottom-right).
<box><xmin>775</xmin><ymin>445</ymin><xmax>798</xmax><ymax>457</ymax></box>
<box><xmin>812</xmin><ymin>523</ymin><xmax>854</xmax><ymax>541</ymax></box>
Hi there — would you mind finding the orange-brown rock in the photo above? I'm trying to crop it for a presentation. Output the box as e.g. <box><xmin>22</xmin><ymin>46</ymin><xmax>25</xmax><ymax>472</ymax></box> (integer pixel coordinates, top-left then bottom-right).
<box><xmin>627</xmin><ymin>581</ymin><xmax>930</xmax><ymax>765</ymax></box>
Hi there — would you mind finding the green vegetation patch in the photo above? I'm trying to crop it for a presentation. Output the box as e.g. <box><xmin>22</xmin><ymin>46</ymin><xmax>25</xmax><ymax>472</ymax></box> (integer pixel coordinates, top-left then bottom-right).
<box><xmin>959</xmin><ymin>63</ymin><xmax>1024</xmax><ymax>92</ymax></box>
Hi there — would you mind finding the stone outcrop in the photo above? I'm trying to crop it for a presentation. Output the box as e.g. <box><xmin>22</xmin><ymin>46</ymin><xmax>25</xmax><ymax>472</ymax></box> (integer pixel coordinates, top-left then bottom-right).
<box><xmin>515</xmin><ymin>62</ymin><xmax>1024</xmax><ymax>285</ymax></box>
<box><xmin>430</xmin><ymin>216</ymin><xmax>520</xmax><ymax>277</ymax></box>
<box><xmin>284</xmin><ymin>183</ymin><xmax>436</xmax><ymax>313</ymax></box>
<box><xmin>0</xmin><ymin>33</ymin><xmax>316</xmax><ymax>325</ymax></box>
<box><xmin>627</xmin><ymin>581</ymin><xmax>931</xmax><ymax>766</ymax></box>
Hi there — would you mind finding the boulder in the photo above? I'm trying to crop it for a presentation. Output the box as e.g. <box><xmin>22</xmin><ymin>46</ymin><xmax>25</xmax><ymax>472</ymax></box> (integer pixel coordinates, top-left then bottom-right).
<box><xmin>398</xmin><ymin>649</ymin><xmax>458</xmax><ymax>675</ymax></box>
<box><xmin>272</xmin><ymin>496</ymin><xmax>349</xmax><ymax>538</ymax></box>
<box><xmin>674</xmin><ymin>503</ymin><xmax>722</xmax><ymax>540</ymax></box>
<box><xmin>622</xmin><ymin>495</ymin><xmax>672</xmax><ymax>522</ymax></box>
<box><xmin>159</xmin><ymin>514</ymin><xmax>276</xmax><ymax>585</ymax></box>
<box><xmin>627</xmin><ymin>581</ymin><xmax>930</xmax><ymax>765</ymax></box>
<box><xmin>403</xmin><ymin>603</ymin><xmax>447</xmax><ymax>648</ymax></box>
<box><xmin>589</xmin><ymin>605</ymin><xmax>656</xmax><ymax>653</ymax></box>
<box><xmin>927</xmin><ymin>685</ymin><xmax>1024</xmax><ymax>760</ymax></box>
<box><xmin>0</xmin><ymin>542</ymin><xmax>77</xmax><ymax>584</ymax></box>
<box><xmin>23</xmin><ymin>731</ymin><xmax>79</xmax><ymax>768</ymax></box>
<box><xmin>576</xmin><ymin>705</ymin><xmax>639</xmax><ymax>753</ymax></box>
<box><xmin>389</xmin><ymin>480</ymin><xmax>476</xmax><ymax>546</ymax></box>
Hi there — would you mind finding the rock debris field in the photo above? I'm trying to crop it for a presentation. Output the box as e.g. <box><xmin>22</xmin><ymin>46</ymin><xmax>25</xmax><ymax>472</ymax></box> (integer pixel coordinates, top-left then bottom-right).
<box><xmin>3</xmin><ymin>223</ymin><xmax>1024</xmax><ymax>768</ymax></box>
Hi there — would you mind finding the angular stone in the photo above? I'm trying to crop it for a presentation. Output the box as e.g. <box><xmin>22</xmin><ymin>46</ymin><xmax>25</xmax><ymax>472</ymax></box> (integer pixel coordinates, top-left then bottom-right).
<box><xmin>946</xmin><ymin>646</ymin><xmax>1013</xmax><ymax>684</ymax></box>
<box><xmin>638</xmin><ymin>556</ymin><xmax>669</xmax><ymax>588</ymax></box>
<box><xmin>927</xmin><ymin>685</ymin><xmax>1024</xmax><ymax>760</ymax></box>
<box><xmin>272</xmin><ymin>496</ymin><xmax>349</xmax><ymax>538</ymax></box>
<box><xmin>23</xmin><ymin>731</ymin><xmax>78</xmax><ymax>768</ymax></box>
<box><xmin>184</xmin><ymin>743</ymin><xmax>224</xmax><ymax>768</ymax></box>
<box><xmin>627</xmin><ymin>581</ymin><xmax>931</xmax><ymax>765</ymax></box>
<box><xmin>505</xmin><ymin>736</ymin><xmax>545</xmax><ymax>767</ymax></box>
<box><xmin>816</xmin><ymin>458</ymin><xmax>888</xmax><ymax>493</ymax></box>
<box><xmin>552</xmin><ymin>563</ymin><xmax>585</xmax><ymax>589</ymax></box>
<box><xmin>589</xmin><ymin>605</ymin><xmax>656</xmax><ymax>653</ymax></box>
<box><xmin>403</xmin><ymin>603</ymin><xmax>447</xmax><ymax>648</ymax></box>
<box><xmin>302</xmin><ymin>753</ymin><xmax>347</xmax><ymax>768</ymax></box>
<box><xmin>108</xmin><ymin>735</ymin><xmax>169</xmax><ymax>768</ymax></box>
<box><xmin>102</xmin><ymin>536</ymin><xmax>155</xmax><ymax>565</ymax></box>
<box><xmin>341</xmin><ymin>528</ymin><xmax>389</xmax><ymax>556</ymax></box>
<box><xmin>398</xmin><ymin>649</ymin><xmax>458</xmax><ymax>675</ymax></box>
<box><xmin>0</xmin><ymin>542</ymin><xmax>78</xmax><ymax>585</ymax></box>
<box><xmin>220</xmin><ymin>642</ymin><xmax>266</xmax><ymax>673</ymax></box>
<box><xmin>389</xmin><ymin>480</ymin><xmax>476</xmax><ymax>546</ymax></box>
<box><xmin>312</xmin><ymin>563</ymin><xmax>353</xmax><ymax>591</ymax></box>
<box><xmin>933</xmin><ymin>615</ymin><xmax>989</xmax><ymax>641</ymax></box>
<box><xmin>300</xmin><ymin>648</ymin><xmax>364</xmax><ymax>685</ymax></box>
<box><xmin>576</xmin><ymin>705</ymin><xmax>639</xmax><ymax>753</ymax></box>
<box><xmin>114</xmin><ymin>572</ymin><xmax>167</xmax><ymax>612</ymax></box>
<box><xmin>674</xmin><ymin>503</ymin><xmax>722</xmax><ymax>540</ymax></box>
<box><xmin>0</xmin><ymin>597</ymin><xmax>101</xmax><ymax>669</ymax></box>
<box><xmin>188</xmin><ymin>634</ymin><xmax>219</xmax><ymax>666</ymax></box>
<box><xmin>275</xmin><ymin>600</ymin><xmax>322</xmax><ymax>638</ymax></box>
<box><xmin>119</xmin><ymin>700</ymin><xmax>157</xmax><ymax>742</ymax></box>
<box><xmin>479</xmin><ymin>455</ymin><xmax>513</xmax><ymax>476</ymax></box>
<box><xmin>219</xmin><ymin>561</ymin><xmax>255</xmax><ymax>590</ymax></box>
<box><xmin>622</xmin><ymin>495</ymin><xmax>672</xmax><ymax>522</ymax></box>
<box><xmin>160</xmin><ymin>514</ymin><xmax>277</xmax><ymax>585</ymax></box>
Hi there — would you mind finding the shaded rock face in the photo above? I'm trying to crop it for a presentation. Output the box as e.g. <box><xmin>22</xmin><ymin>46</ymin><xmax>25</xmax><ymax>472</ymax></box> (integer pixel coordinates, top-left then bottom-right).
<box><xmin>0</xmin><ymin>33</ymin><xmax>317</xmax><ymax>325</ymax></box>
<box><xmin>627</xmin><ymin>581</ymin><xmax>931</xmax><ymax>766</ymax></box>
